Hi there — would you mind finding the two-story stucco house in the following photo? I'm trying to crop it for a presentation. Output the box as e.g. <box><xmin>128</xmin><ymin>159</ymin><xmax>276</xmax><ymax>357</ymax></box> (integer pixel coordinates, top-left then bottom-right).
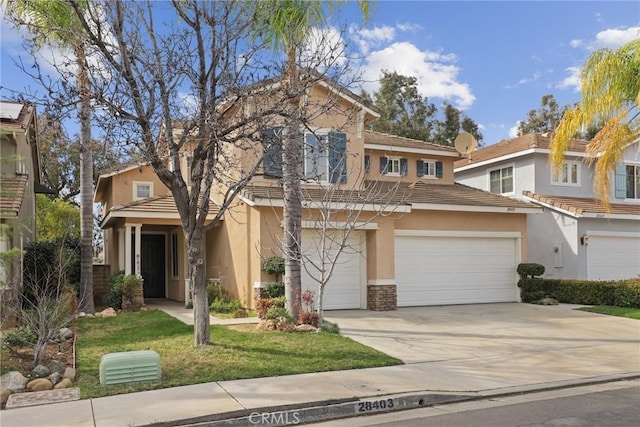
<box><xmin>0</xmin><ymin>101</ymin><xmax>42</xmax><ymax>286</ymax></box>
<box><xmin>95</xmin><ymin>78</ymin><xmax>541</xmax><ymax>311</ymax></box>
<box><xmin>454</xmin><ymin>133</ymin><xmax>640</xmax><ymax>281</ymax></box>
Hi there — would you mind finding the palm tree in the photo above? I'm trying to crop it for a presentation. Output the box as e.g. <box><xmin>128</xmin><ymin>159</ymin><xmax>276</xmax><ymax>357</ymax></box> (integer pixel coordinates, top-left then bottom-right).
<box><xmin>551</xmin><ymin>39</ymin><xmax>640</xmax><ymax>207</ymax></box>
<box><xmin>254</xmin><ymin>0</ymin><xmax>369</xmax><ymax>321</ymax></box>
<box><xmin>3</xmin><ymin>0</ymin><xmax>95</xmax><ymax>314</ymax></box>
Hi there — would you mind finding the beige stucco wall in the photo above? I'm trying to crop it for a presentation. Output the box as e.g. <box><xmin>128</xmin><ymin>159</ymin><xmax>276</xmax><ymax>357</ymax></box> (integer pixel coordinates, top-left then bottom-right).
<box><xmin>103</xmin><ymin>167</ymin><xmax>169</xmax><ymax>210</ymax></box>
<box><xmin>365</xmin><ymin>149</ymin><xmax>456</xmax><ymax>185</ymax></box>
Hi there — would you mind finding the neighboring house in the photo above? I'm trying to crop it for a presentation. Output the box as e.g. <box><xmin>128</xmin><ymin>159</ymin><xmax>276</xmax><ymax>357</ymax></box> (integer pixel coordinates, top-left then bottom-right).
<box><xmin>95</xmin><ymin>78</ymin><xmax>540</xmax><ymax>310</ymax></box>
<box><xmin>454</xmin><ymin>133</ymin><xmax>640</xmax><ymax>281</ymax></box>
<box><xmin>0</xmin><ymin>101</ymin><xmax>43</xmax><ymax>286</ymax></box>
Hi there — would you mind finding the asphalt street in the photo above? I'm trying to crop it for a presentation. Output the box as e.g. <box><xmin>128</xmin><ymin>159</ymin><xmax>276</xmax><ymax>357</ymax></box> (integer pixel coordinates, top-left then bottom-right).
<box><xmin>311</xmin><ymin>380</ymin><xmax>640</xmax><ymax>427</ymax></box>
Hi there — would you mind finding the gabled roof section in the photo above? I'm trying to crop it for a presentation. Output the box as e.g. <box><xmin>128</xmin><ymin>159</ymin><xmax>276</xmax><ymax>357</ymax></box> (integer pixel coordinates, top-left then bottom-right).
<box><xmin>365</xmin><ymin>131</ymin><xmax>460</xmax><ymax>157</ymax></box>
<box><xmin>100</xmin><ymin>194</ymin><xmax>221</xmax><ymax>228</ymax></box>
<box><xmin>523</xmin><ymin>191</ymin><xmax>640</xmax><ymax>220</ymax></box>
<box><xmin>0</xmin><ymin>175</ymin><xmax>28</xmax><ymax>218</ymax></box>
<box><xmin>240</xmin><ymin>181</ymin><xmax>540</xmax><ymax>214</ymax></box>
<box><xmin>0</xmin><ymin>101</ymin><xmax>35</xmax><ymax>133</ymax></box>
<box><xmin>454</xmin><ymin>133</ymin><xmax>590</xmax><ymax>171</ymax></box>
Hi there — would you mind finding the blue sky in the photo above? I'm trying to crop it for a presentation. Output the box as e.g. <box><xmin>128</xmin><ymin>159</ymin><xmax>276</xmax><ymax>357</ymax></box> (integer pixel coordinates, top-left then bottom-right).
<box><xmin>1</xmin><ymin>1</ymin><xmax>639</xmax><ymax>146</ymax></box>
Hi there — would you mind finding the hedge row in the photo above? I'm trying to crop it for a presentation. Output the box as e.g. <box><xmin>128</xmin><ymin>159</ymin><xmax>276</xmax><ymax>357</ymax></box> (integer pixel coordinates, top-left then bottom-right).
<box><xmin>519</xmin><ymin>278</ymin><xmax>640</xmax><ymax>308</ymax></box>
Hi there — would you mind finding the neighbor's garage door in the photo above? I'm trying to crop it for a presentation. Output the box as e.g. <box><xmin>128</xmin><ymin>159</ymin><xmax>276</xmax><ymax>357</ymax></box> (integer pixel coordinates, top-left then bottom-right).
<box><xmin>395</xmin><ymin>232</ymin><xmax>519</xmax><ymax>307</ymax></box>
<box><xmin>587</xmin><ymin>232</ymin><xmax>640</xmax><ymax>280</ymax></box>
<box><xmin>301</xmin><ymin>230</ymin><xmax>364</xmax><ymax>310</ymax></box>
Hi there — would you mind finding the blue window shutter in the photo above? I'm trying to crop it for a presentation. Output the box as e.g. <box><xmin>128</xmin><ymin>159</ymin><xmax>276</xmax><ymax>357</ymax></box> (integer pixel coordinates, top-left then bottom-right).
<box><xmin>615</xmin><ymin>164</ymin><xmax>627</xmax><ymax>198</ymax></box>
<box><xmin>364</xmin><ymin>155</ymin><xmax>370</xmax><ymax>173</ymax></box>
<box><xmin>416</xmin><ymin>160</ymin><xmax>425</xmax><ymax>177</ymax></box>
<box><xmin>380</xmin><ymin>157</ymin><xmax>388</xmax><ymax>174</ymax></box>
<box><xmin>262</xmin><ymin>127</ymin><xmax>283</xmax><ymax>178</ymax></box>
<box><xmin>436</xmin><ymin>161</ymin><xmax>443</xmax><ymax>178</ymax></box>
<box><xmin>400</xmin><ymin>158</ymin><xmax>408</xmax><ymax>176</ymax></box>
<box><xmin>329</xmin><ymin>131</ymin><xmax>347</xmax><ymax>183</ymax></box>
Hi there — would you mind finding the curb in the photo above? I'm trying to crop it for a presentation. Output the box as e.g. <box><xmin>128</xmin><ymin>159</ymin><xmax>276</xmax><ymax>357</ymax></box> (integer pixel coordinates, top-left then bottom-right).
<box><xmin>142</xmin><ymin>373</ymin><xmax>640</xmax><ymax>427</ymax></box>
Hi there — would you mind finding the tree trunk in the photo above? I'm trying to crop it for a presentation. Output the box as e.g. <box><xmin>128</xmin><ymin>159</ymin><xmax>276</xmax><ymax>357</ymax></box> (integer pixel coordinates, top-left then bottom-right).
<box><xmin>316</xmin><ymin>282</ymin><xmax>325</xmax><ymax>330</ymax></box>
<box><xmin>188</xmin><ymin>236</ymin><xmax>210</xmax><ymax>346</ymax></box>
<box><xmin>76</xmin><ymin>43</ymin><xmax>94</xmax><ymax>314</ymax></box>
<box><xmin>282</xmin><ymin>116</ymin><xmax>302</xmax><ymax>321</ymax></box>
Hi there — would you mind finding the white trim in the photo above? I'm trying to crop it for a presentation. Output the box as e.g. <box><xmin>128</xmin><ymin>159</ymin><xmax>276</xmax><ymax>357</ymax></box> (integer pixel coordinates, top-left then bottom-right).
<box><xmin>287</xmin><ymin>220</ymin><xmax>379</xmax><ymax>230</ymax></box>
<box><xmin>133</xmin><ymin>181</ymin><xmax>154</xmax><ymax>200</ymax></box>
<box><xmin>248</xmin><ymin>197</ymin><xmax>412</xmax><ymax>213</ymax></box>
<box><xmin>395</xmin><ymin>230</ymin><xmax>522</xmax><ymax>239</ymax></box>
<box><xmin>367</xmin><ymin>279</ymin><xmax>396</xmax><ymax>286</ymax></box>
<box><xmin>365</xmin><ymin>143</ymin><xmax>459</xmax><ymax>158</ymax></box>
<box><xmin>582</xmin><ymin>212</ymin><xmax>640</xmax><ymax>220</ymax></box>
<box><xmin>454</xmin><ymin>148</ymin><xmax>589</xmax><ymax>173</ymax></box>
<box><xmin>488</xmin><ymin>163</ymin><xmax>515</xmax><ymax>196</ymax></box>
<box><xmin>410</xmin><ymin>203</ymin><xmax>540</xmax><ymax>214</ymax></box>
<box><xmin>317</xmin><ymin>80</ymin><xmax>379</xmax><ymax>118</ymax></box>
<box><xmin>586</xmin><ymin>230</ymin><xmax>640</xmax><ymax>238</ymax></box>
<box><xmin>521</xmin><ymin>195</ymin><xmax>581</xmax><ymax>218</ymax></box>
<box><xmin>550</xmin><ymin>160</ymin><xmax>581</xmax><ymax>187</ymax></box>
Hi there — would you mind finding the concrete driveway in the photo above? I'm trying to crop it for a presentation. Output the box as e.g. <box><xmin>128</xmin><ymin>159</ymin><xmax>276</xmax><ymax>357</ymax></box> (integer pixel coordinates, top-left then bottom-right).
<box><xmin>325</xmin><ymin>303</ymin><xmax>640</xmax><ymax>386</ymax></box>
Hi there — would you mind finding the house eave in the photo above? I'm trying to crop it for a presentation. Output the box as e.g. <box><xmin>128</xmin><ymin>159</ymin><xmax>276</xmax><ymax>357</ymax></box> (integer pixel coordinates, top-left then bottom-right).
<box><xmin>410</xmin><ymin>203</ymin><xmax>541</xmax><ymax>214</ymax></box>
<box><xmin>365</xmin><ymin>143</ymin><xmax>460</xmax><ymax>158</ymax></box>
<box><xmin>454</xmin><ymin>148</ymin><xmax>589</xmax><ymax>173</ymax></box>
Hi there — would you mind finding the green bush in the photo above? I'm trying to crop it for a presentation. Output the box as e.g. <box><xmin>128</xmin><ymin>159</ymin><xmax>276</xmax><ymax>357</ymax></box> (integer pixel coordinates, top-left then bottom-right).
<box><xmin>517</xmin><ymin>263</ymin><xmax>545</xmax><ymax>279</ymax></box>
<box><xmin>121</xmin><ymin>275</ymin><xmax>143</xmax><ymax>302</ymax></box>
<box><xmin>264</xmin><ymin>306</ymin><xmax>293</xmax><ymax>324</ymax></box>
<box><xmin>210</xmin><ymin>298</ymin><xmax>242</xmax><ymax>314</ymax></box>
<box><xmin>519</xmin><ymin>277</ymin><xmax>640</xmax><ymax>307</ymax></box>
<box><xmin>2</xmin><ymin>327</ymin><xmax>36</xmax><ymax>348</ymax></box>
<box><xmin>207</xmin><ymin>280</ymin><xmax>228</xmax><ymax>303</ymax></box>
<box><xmin>263</xmin><ymin>282</ymin><xmax>285</xmax><ymax>298</ymax></box>
<box><xmin>256</xmin><ymin>296</ymin><xmax>287</xmax><ymax>319</ymax></box>
<box><xmin>106</xmin><ymin>270</ymin><xmax>125</xmax><ymax>309</ymax></box>
<box><xmin>262</xmin><ymin>256</ymin><xmax>285</xmax><ymax>277</ymax></box>
<box><xmin>320</xmin><ymin>321</ymin><xmax>340</xmax><ymax>334</ymax></box>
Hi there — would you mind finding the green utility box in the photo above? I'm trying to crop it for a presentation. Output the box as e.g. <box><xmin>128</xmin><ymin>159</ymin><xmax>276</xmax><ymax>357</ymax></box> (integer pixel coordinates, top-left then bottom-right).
<box><xmin>99</xmin><ymin>350</ymin><xmax>161</xmax><ymax>385</ymax></box>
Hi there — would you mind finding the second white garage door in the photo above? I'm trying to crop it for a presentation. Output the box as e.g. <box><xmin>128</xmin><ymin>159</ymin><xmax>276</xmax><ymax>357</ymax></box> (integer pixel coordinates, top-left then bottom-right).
<box><xmin>395</xmin><ymin>232</ymin><xmax>520</xmax><ymax>307</ymax></box>
<box><xmin>301</xmin><ymin>230</ymin><xmax>365</xmax><ymax>310</ymax></box>
<box><xmin>587</xmin><ymin>232</ymin><xmax>640</xmax><ymax>280</ymax></box>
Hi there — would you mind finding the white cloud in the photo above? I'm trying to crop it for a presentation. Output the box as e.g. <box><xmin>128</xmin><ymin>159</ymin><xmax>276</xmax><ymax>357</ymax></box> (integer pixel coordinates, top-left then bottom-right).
<box><xmin>302</xmin><ymin>26</ymin><xmax>347</xmax><ymax>68</ymax></box>
<box><xmin>557</xmin><ymin>66</ymin><xmax>581</xmax><ymax>92</ymax></box>
<box><xmin>359</xmin><ymin>25</ymin><xmax>396</xmax><ymax>43</ymax></box>
<box><xmin>589</xmin><ymin>26</ymin><xmax>640</xmax><ymax>49</ymax></box>
<box><xmin>396</xmin><ymin>22</ymin><xmax>423</xmax><ymax>33</ymax></box>
<box><xmin>360</xmin><ymin>41</ymin><xmax>475</xmax><ymax>109</ymax></box>
<box><xmin>517</xmin><ymin>72</ymin><xmax>541</xmax><ymax>85</ymax></box>
<box><xmin>569</xmin><ymin>39</ymin><xmax>583</xmax><ymax>48</ymax></box>
<box><xmin>508</xmin><ymin>122</ymin><xmax>521</xmax><ymax>138</ymax></box>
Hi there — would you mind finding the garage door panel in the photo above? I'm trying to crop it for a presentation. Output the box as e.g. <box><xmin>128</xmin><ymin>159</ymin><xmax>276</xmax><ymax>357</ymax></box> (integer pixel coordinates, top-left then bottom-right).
<box><xmin>395</xmin><ymin>235</ymin><xmax>518</xmax><ymax>307</ymax></box>
<box><xmin>587</xmin><ymin>234</ymin><xmax>640</xmax><ymax>280</ymax></box>
<box><xmin>301</xmin><ymin>230</ymin><xmax>363</xmax><ymax>310</ymax></box>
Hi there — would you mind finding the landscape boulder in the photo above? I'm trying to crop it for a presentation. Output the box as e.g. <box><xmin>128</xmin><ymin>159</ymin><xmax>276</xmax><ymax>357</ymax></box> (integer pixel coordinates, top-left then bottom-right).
<box><xmin>54</xmin><ymin>378</ymin><xmax>72</xmax><ymax>389</ymax></box>
<box><xmin>48</xmin><ymin>360</ymin><xmax>66</xmax><ymax>375</ymax></box>
<box><xmin>26</xmin><ymin>378</ymin><xmax>53</xmax><ymax>392</ymax></box>
<box><xmin>0</xmin><ymin>371</ymin><xmax>28</xmax><ymax>393</ymax></box>
<box><xmin>30</xmin><ymin>365</ymin><xmax>51</xmax><ymax>379</ymax></box>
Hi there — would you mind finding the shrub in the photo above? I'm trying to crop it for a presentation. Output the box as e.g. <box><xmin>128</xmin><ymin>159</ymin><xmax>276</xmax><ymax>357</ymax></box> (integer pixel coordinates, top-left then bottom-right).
<box><xmin>210</xmin><ymin>298</ymin><xmax>242</xmax><ymax>314</ymax></box>
<box><xmin>320</xmin><ymin>321</ymin><xmax>340</xmax><ymax>334</ymax></box>
<box><xmin>121</xmin><ymin>275</ymin><xmax>143</xmax><ymax>302</ymax></box>
<box><xmin>264</xmin><ymin>306</ymin><xmax>293</xmax><ymax>324</ymax></box>
<box><xmin>262</xmin><ymin>256</ymin><xmax>285</xmax><ymax>279</ymax></box>
<box><xmin>520</xmin><ymin>277</ymin><xmax>640</xmax><ymax>307</ymax></box>
<box><xmin>517</xmin><ymin>263</ymin><xmax>545</xmax><ymax>279</ymax></box>
<box><xmin>298</xmin><ymin>311</ymin><xmax>319</xmax><ymax>327</ymax></box>
<box><xmin>1</xmin><ymin>326</ymin><xmax>36</xmax><ymax>348</ymax></box>
<box><xmin>256</xmin><ymin>296</ymin><xmax>286</xmax><ymax>319</ymax></box>
<box><xmin>106</xmin><ymin>270</ymin><xmax>125</xmax><ymax>310</ymax></box>
<box><xmin>263</xmin><ymin>282</ymin><xmax>285</xmax><ymax>298</ymax></box>
<box><xmin>207</xmin><ymin>280</ymin><xmax>228</xmax><ymax>303</ymax></box>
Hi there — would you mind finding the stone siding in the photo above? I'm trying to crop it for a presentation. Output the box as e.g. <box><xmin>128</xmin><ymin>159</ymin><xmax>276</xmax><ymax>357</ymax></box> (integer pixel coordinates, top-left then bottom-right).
<box><xmin>367</xmin><ymin>285</ymin><xmax>397</xmax><ymax>311</ymax></box>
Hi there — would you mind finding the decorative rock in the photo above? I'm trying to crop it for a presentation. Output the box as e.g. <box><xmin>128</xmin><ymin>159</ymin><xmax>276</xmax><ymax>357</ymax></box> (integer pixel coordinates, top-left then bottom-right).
<box><xmin>139</xmin><ymin>306</ymin><xmax>149</xmax><ymax>312</ymax></box>
<box><xmin>78</xmin><ymin>312</ymin><xmax>86</xmax><ymax>318</ymax></box>
<box><xmin>99</xmin><ymin>307</ymin><xmax>117</xmax><ymax>317</ymax></box>
<box><xmin>53</xmin><ymin>378</ymin><xmax>72</xmax><ymax>389</ymax></box>
<box><xmin>63</xmin><ymin>367</ymin><xmax>76</xmax><ymax>381</ymax></box>
<box><xmin>49</xmin><ymin>372</ymin><xmax>62</xmax><ymax>386</ymax></box>
<box><xmin>48</xmin><ymin>360</ymin><xmax>66</xmax><ymax>375</ymax></box>
<box><xmin>58</xmin><ymin>327</ymin><xmax>73</xmax><ymax>341</ymax></box>
<box><xmin>294</xmin><ymin>324</ymin><xmax>318</xmax><ymax>333</ymax></box>
<box><xmin>1</xmin><ymin>388</ymin><xmax>11</xmax><ymax>406</ymax></box>
<box><xmin>0</xmin><ymin>371</ymin><xmax>28</xmax><ymax>393</ymax></box>
<box><xmin>30</xmin><ymin>365</ymin><xmax>51</xmax><ymax>379</ymax></box>
<box><xmin>26</xmin><ymin>378</ymin><xmax>53</xmax><ymax>392</ymax></box>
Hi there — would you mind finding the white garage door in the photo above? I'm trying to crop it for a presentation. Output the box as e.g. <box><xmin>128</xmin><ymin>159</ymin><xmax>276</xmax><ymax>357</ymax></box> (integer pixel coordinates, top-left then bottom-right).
<box><xmin>395</xmin><ymin>232</ymin><xmax>519</xmax><ymax>307</ymax></box>
<box><xmin>301</xmin><ymin>230</ymin><xmax>364</xmax><ymax>310</ymax></box>
<box><xmin>587</xmin><ymin>232</ymin><xmax>640</xmax><ymax>280</ymax></box>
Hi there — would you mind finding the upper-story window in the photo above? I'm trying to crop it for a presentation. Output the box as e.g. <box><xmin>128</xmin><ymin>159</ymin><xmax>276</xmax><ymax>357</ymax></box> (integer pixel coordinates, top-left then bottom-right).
<box><xmin>551</xmin><ymin>161</ymin><xmax>580</xmax><ymax>186</ymax></box>
<box><xmin>417</xmin><ymin>159</ymin><xmax>443</xmax><ymax>179</ymax></box>
<box><xmin>380</xmin><ymin>156</ymin><xmax>408</xmax><ymax>176</ymax></box>
<box><xmin>489</xmin><ymin>165</ymin><xmax>513</xmax><ymax>194</ymax></box>
<box><xmin>262</xmin><ymin>127</ymin><xmax>347</xmax><ymax>184</ymax></box>
<box><xmin>616</xmin><ymin>164</ymin><xmax>640</xmax><ymax>199</ymax></box>
<box><xmin>133</xmin><ymin>181</ymin><xmax>153</xmax><ymax>200</ymax></box>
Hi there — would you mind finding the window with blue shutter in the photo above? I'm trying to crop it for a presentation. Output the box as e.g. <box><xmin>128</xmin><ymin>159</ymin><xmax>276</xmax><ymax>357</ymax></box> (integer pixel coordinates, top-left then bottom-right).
<box><xmin>400</xmin><ymin>158</ymin><xmax>408</xmax><ymax>176</ymax></box>
<box><xmin>417</xmin><ymin>160</ymin><xmax>425</xmax><ymax>177</ymax></box>
<box><xmin>262</xmin><ymin>127</ymin><xmax>283</xmax><ymax>178</ymax></box>
<box><xmin>615</xmin><ymin>164</ymin><xmax>627</xmax><ymax>198</ymax></box>
<box><xmin>364</xmin><ymin>155</ymin><xmax>370</xmax><ymax>173</ymax></box>
<box><xmin>417</xmin><ymin>160</ymin><xmax>442</xmax><ymax>178</ymax></box>
<box><xmin>435</xmin><ymin>161</ymin><xmax>443</xmax><ymax>178</ymax></box>
<box><xmin>328</xmin><ymin>131</ymin><xmax>347</xmax><ymax>183</ymax></box>
<box><xmin>380</xmin><ymin>157</ymin><xmax>388</xmax><ymax>173</ymax></box>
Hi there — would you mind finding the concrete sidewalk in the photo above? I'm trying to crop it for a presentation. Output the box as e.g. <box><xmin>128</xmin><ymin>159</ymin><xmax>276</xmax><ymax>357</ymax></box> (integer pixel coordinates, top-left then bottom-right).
<box><xmin>1</xmin><ymin>303</ymin><xmax>638</xmax><ymax>427</ymax></box>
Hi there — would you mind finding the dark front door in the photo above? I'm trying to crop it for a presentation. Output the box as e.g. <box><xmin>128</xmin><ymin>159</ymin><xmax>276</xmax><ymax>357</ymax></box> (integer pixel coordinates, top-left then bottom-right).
<box><xmin>141</xmin><ymin>234</ymin><xmax>166</xmax><ymax>298</ymax></box>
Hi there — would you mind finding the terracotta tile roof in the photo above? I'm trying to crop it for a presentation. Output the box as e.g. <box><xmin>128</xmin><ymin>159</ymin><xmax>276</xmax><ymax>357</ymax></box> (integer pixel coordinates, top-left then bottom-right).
<box><xmin>365</xmin><ymin>131</ymin><xmax>459</xmax><ymax>154</ymax></box>
<box><xmin>242</xmin><ymin>181</ymin><xmax>538</xmax><ymax>211</ymax></box>
<box><xmin>0</xmin><ymin>175</ymin><xmax>28</xmax><ymax>217</ymax></box>
<box><xmin>0</xmin><ymin>101</ymin><xmax>35</xmax><ymax>132</ymax></box>
<box><xmin>523</xmin><ymin>191</ymin><xmax>640</xmax><ymax>217</ymax></box>
<box><xmin>454</xmin><ymin>133</ymin><xmax>590</xmax><ymax>169</ymax></box>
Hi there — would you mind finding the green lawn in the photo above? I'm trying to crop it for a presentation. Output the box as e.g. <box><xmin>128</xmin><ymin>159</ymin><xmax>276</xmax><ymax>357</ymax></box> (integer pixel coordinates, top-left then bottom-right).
<box><xmin>577</xmin><ymin>305</ymin><xmax>640</xmax><ymax>319</ymax></box>
<box><xmin>75</xmin><ymin>310</ymin><xmax>401</xmax><ymax>398</ymax></box>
